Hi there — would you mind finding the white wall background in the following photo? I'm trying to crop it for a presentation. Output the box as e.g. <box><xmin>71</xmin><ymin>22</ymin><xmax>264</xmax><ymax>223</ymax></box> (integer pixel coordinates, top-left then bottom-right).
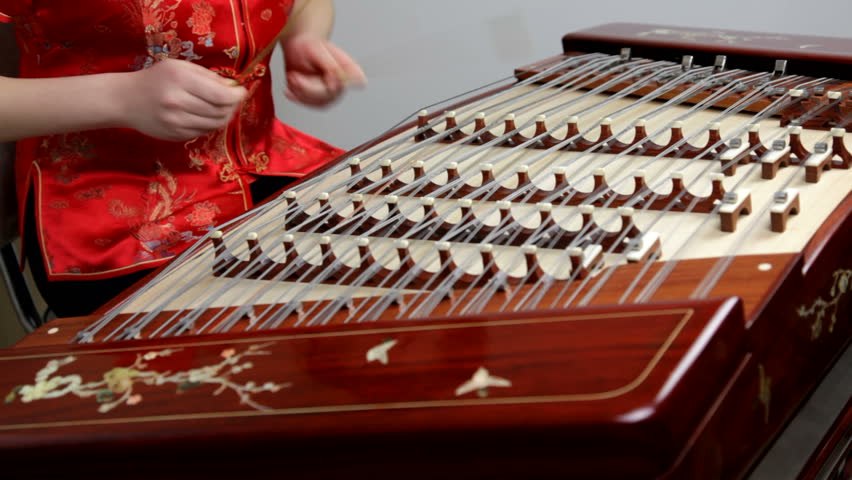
<box><xmin>272</xmin><ymin>0</ymin><xmax>852</xmax><ymax>150</ymax></box>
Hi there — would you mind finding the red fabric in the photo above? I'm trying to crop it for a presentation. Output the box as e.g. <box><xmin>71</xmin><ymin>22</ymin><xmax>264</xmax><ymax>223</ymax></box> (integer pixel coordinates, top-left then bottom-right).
<box><xmin>0</xmin><ymin>0</ymin><xmax>27</xmax><ymax>22</ymax></box>
<box><xmin>3</xmin><ymin>0</ymin><xmax>344</xmax><ymax>280</ymax></box>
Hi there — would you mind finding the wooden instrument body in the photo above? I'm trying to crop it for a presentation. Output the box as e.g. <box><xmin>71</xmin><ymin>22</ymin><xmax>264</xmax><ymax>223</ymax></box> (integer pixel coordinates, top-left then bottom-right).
<box><xmin>1</xmin><ymin>24</ymin><xmax>851</xmax><ymax>479</ymax></box>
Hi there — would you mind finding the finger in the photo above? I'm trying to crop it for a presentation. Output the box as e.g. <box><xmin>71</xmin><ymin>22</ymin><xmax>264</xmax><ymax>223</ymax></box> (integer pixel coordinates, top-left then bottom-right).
<box><xmin>285</xmin><ymin>83</ymin><xmax>334</xmax><ymax>107</ymax></box>
<box><xmin>181</xmin><ymin>59</ymin><xmax>241</xmax><ymax>86</ymax></box>
<box><xmin>178</xmin><ymin>129</ymin><xmax>215</xmax><ymax>141</ymax></box>
<box><xmin>301</xmin><ymin>41</ymin><xmax>345</xmax><ymax>93</ymax></box>
<box><xmin>184</xmin><ymin>73</ymin><xmax>247</xmax><ymax>108</ymax></box>
<box><xmin>175</xmin><ymin>112</ymin><xmax>233</xmax><ymax>132</ymax></box>
<box><xmin>177</xmin><ymin>92</ymin><xmax>236</xmax><ymax>120</ymax></box>
<box><xmin>162</xmin><ymin>127</ymin><xmax>219</xmax><ymax>142</ymax></box>
<box><xmin>286</xmin><ymin>72</ymin><xmax>340</xmax><ymax>107</ymax></box>
<box><xmin>325</xmin><ymin>43</ymin><xmax>368</xmax><ymax>87</ymax></box>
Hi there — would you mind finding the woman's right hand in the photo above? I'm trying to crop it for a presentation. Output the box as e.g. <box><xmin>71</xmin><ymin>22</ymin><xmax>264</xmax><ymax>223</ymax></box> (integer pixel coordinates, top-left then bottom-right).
<box><xmin>118</xmin><ymin>59</ymin><xmax>248</xmax><ymax>142</ymax></box>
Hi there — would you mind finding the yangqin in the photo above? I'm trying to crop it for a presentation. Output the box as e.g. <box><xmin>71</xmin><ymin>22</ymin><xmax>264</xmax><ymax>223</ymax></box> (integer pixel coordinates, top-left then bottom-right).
<box><xmin>1</xmin><ymin>24</ymin><xmax>850</xmax><ymax>479</ymax></box>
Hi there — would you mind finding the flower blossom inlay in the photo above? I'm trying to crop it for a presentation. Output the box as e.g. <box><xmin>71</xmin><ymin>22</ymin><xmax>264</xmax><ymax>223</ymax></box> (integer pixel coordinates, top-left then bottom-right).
<box><xmin>5</xmin><ymin>343</ymin><xmax>289</xmax><ymax>413</ymax></box>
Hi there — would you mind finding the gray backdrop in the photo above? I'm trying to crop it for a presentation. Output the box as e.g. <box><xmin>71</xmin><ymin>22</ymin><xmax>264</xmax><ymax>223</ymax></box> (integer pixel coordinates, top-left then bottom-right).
<box><xmin>272</xmin><ymin>0</ymin><xmax>852</xmax><ymax>150</ymax></box>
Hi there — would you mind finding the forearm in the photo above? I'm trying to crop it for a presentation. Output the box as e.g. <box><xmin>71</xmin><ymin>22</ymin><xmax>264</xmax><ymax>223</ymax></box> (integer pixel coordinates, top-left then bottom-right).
<box><xmin>281</xmin><ymin>0</ymin><xmax>335</xmax><ymax>42</ymax></box>
<box><xmin>0</xmin><ymin>73</ymin><xmax>131</xmax><ymax>142</ymax></box>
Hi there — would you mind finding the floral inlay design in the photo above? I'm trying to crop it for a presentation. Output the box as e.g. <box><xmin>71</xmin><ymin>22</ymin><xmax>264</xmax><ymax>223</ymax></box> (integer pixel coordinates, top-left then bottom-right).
<box><xmin>455</xmin><ymin>367</ymin><xmax>511</xmax><ymax>398</ymax></box>
<box><xmin>4</xmin><ymin>343</ymin><xmax>289</xmax><ymax>413</ymax></box>
<box><xmin>797</xmin><ymin>269</ymin><xmax>851</xmax><ymax>340</ymax></box>
<box><xmin>366</xmin><ymin>339</ymin><xmax>397</xmax><ymax>365</ymax></box>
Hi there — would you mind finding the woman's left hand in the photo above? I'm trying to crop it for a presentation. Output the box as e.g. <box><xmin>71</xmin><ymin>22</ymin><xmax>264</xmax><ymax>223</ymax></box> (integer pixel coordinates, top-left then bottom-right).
<box><xmin>282</xmin><ymin>32</ymin><xmax>367</xmax><ymax>108</ymax></box>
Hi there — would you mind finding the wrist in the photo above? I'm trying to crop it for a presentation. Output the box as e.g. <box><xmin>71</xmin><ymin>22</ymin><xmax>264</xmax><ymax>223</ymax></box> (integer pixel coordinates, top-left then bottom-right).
<box><xmin>98</xmin><ymin>72</ymin><xmax>136</xmax><ymax>130</ymax></box>
<box><xmin>280</xmin><ymin>31</ymin><xmax>324</xmax><ymax>51</ymax></box>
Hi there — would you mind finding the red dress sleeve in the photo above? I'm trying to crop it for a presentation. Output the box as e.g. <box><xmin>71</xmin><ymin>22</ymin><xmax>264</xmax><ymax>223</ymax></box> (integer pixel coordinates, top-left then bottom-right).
<box><xmin>0</xmin><ymin>0</ymin><xmax>30</xmax><ymax>22</ymax></box>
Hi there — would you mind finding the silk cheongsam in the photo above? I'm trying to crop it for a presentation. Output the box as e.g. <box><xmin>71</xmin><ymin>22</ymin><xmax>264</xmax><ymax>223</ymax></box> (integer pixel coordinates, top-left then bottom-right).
<box><xmin>0</xmin><ymin>0</ymin><xmax>343</xmax><ymax>280</ymax></box>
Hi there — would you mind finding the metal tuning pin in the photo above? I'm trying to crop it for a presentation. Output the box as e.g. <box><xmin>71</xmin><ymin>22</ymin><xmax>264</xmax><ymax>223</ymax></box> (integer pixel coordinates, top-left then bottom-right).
<box><xmin>620</xmin><ymin>47</ymin><xmax>632</xmax><ymax>61</ymax></box>
<box><xmin>681</xmin><ymin>55</ymin><xmax>694</xmax><ymax>71</ymax></box>
<box><xmin>714</xmin><ymin>55</ymin><xmax>727</xmax><ymax>72</ymax></box>
<box><xmin>772</xmin><ymin>59</ymin><xmax>788</xmax><ymax>78</ymax></box>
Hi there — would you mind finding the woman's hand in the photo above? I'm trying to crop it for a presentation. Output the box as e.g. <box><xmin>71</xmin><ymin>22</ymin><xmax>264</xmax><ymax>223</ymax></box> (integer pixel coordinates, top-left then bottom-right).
<box><xmin>282</xmin><ymin>32</ymin><xmax>366</xmax><ymax>108</ymax></box>
<box><xmin>118</xmin><ymin>59</ymin><xmax>247</xmax><ymax>142</ymax></box>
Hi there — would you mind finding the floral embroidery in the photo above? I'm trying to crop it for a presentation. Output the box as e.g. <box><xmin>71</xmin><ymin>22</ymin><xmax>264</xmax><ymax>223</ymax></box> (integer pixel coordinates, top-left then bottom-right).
<box><xmin>185</xmin><ymin>201</ymin><xmax>221</xmax><ymax>228</ymax></box>
<box><xmin>260</xmin><ymin>9</ymin><xmax>273</xmax><ymax>21</ymax></box>
<box><xmin>187</xmin><ymin>1</ymin><xmax>216</xmax><ymax>47</ymax></box>
<box><xmin>94</xmin><ymin>238</ymin><xmax>113</xmax><ymax>247</ymax></box>
<box><xmin>131</xmin><ymin>162</ymin><xmax>198</xmax><ymax>254</ymax></box>
<box><xmin>4</xmin><ymin>344</ymin><xmax>289</xmax><ymax>413</ymax></box>
<box><xmin>273</xmin><ymin>136</ymin><xmax>306</xmax><ymax>156</ymax></box>
<box><xmin>240</xmin><ymin>81</ymin><xmax>263</xmax><ymax>125</ymax></box>
<box><xmin>41</xmin><ymin>134</ymin><xmax>95</xmax><ymax>184</ymax></box>
<box><xmin>224</xmin><ymin>46</ymin><xmax>240</xmax><ymax>59</ymax></box>
<box><xmin>109</xmin><ymin>199</ymin><xmax>143</xmax><ymax>219</ymax></box>
<box><xmin>136</xmin><ymin>0</ymin><xmax>206</xmax><ymax>64</ymax></box>
<box><xmin>219</xmin><ymin>163</ymin><xmax>240</xmax><ymax>183</ymax></box>
<box><xmin>186</xmin><ymin>129</ymin><xmax>229</xmax><ymax>170</ymax></box>
<box><xmin>74</xmin><ymin>186</ymin><xmax>110</xmax><ymax>201</ymax></box>
<box><xmin>147</xmin><ymin>162</ymin><xmax>188</xmax><ymax>222</ymax></box>
<box><xmin>106</xmin><ymin>162</ymin><xmax>200</xmax><ymax>257</ymax></box>
<box><xmin>246</xmin><ymin>152</ymin><xmax>270</xmax><ymax>173</ymax></box>
<box><xmin>49</xmin><ymin>201</ymin><xmax>69</xmax><ymax>209</ymax></box>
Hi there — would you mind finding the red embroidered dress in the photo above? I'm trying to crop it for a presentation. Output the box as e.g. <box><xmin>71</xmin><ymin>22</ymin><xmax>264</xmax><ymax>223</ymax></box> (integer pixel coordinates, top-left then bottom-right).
<box><xmin>0</xmin><ymin>0</ymin><xmax>343</xmax><ymax>280</ymax></box>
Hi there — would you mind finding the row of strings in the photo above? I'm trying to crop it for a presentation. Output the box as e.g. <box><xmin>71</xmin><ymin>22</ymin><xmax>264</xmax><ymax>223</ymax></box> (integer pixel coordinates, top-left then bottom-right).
<box><xmin>77</xmin><ymin>52</ymin><xmax>847</xmax><ymax>342</ymax></box>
